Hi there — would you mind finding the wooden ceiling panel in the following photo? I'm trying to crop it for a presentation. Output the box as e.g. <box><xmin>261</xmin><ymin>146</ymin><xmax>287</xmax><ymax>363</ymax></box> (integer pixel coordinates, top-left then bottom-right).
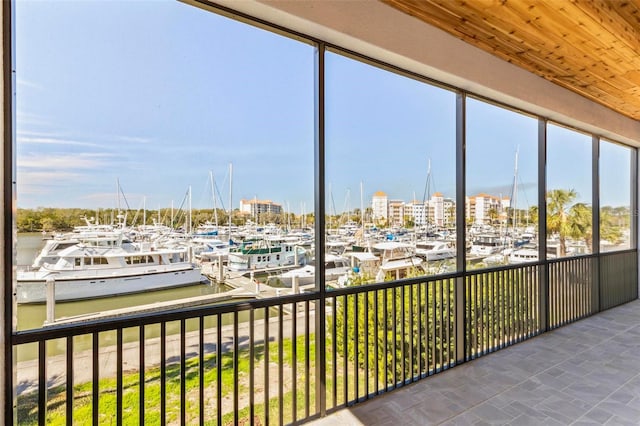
<box><xmin>382</xmin><ymin>0</ymin><xmax>640</xmax><ymax>120</ymax></box>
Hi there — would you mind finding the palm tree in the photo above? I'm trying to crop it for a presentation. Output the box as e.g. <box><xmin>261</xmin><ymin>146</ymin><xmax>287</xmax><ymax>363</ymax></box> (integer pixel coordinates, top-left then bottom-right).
<box><xmin>567</xmin><ymin>203</ymin><xmax>592</xmax><ymax>252</ymax></box>
<box><xmin>600</xmin><ymin>208</ymin><xmax>624</xmax><ymax>246</ymax></box>
<box><xmin>547</xmin><ymin>189</ymin><xmax>577</xmax><ymax>256</ymax></box>
<box><xmin>487</xmin><ymin>207</ymin><xmax>499</xmax><ymax>224</ymax></box>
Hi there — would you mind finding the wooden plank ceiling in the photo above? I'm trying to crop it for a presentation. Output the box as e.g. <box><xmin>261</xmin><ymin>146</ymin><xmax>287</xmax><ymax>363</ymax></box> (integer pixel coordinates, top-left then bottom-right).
<box><xmin>382</xmin><ymin>0</ymin><xmax>640</xmax><ymax>121</ymax></box>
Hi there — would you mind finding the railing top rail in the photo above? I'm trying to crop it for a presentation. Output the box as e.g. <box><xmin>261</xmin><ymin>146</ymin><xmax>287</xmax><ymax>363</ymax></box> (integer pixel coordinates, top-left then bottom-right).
<box><xmin>12</xmin><ymin>290</ymin><xmax>318</xmax><ymax>344</ymax></box>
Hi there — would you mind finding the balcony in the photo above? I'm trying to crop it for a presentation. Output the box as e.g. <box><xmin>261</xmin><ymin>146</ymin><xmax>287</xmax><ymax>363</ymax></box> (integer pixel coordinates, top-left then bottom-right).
<box><xmin>309</xmin><ymin>298</ymin><xmax>640</xmax><ymax>425</ymax></box>
<box><xmin>12</xmin><ymin>251</ymin><xmax>637</xmax><ymax>425</ymax></box>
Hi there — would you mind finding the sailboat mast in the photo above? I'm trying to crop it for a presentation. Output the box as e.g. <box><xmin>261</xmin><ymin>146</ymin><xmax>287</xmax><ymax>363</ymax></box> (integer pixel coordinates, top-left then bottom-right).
<box><xmin>210</xmin><ymin>171</ymin><xmax>219</xmax><ymax>227</ymax></box>
<box><xmin>422</xmin><ymin>158</ymin><xmax>432</xmax><ymax>227</ymax></box>
<box><xmin>229</xmin><ymin>163</ymin><xmax>233</xmax><ymax>243</ymax></box>
<box><xmin>188</xmin><ymin>186</ymin><xmax>192</xmax><ymax>234</ymax></box>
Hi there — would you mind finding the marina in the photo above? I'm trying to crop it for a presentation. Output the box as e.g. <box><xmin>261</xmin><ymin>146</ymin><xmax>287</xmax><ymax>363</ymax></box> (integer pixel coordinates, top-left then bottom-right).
<box><xmin>15</xmin><ymin>203</ymin><xmax>628</xmax><ymax>332</ymax></box>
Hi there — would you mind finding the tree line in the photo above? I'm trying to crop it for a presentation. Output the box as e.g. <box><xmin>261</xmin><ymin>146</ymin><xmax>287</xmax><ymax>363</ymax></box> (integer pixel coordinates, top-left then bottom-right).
<box><xmin>16</xmin><ymin>207</ymin><xmax>315</xmax><ymax>233</ymax></box>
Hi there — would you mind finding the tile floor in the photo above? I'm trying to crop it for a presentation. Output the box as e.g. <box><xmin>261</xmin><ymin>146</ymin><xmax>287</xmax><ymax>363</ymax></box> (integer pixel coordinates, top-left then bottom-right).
<box><xmin>307</xmin><ymin>299</ymin><xmax>640</xmax><ymax>425</ymax></box>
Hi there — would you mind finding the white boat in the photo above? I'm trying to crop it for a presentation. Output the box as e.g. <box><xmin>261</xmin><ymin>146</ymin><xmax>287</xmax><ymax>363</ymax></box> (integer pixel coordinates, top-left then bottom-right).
<box><xmin>508</xmin><ymin>246</ymin><xmax>539</xmax><ymax>264</ymax></box>
<box><xmin>31</xmin><ymin>227</ymin><xmax>129</xmax><ymax>270</ymax></box>
<box><xmin>415</xmin><ymin>240</ymin><xmax>456</xmax><ymax>261</ymax></box>
<box><xmin>340</xmin><ymin>242</ymin><xmax>425</xmax><ymax>285</ymax></box>
<box><xmin>17</xmin><ymin>238</ymin><xmax>206</xmax><ymax>303</ymax></box>
<box><xmin>227</xmin><ymin>239</ymin><xmax>307</xmax><ymax>272</ymax></box>
<box><xmin>372</xmin><ymin>242</ymin><xmax>425</xmax><ymax>281</ymax></box>
<box><xmin>267</xmin><ymin>254</ymin><xmax>351</xmax><ymax>287</ymax></box>
<box><xmin>469</xmin><ymin>234</ymin><xmax>508</xmax><ymax>257</ymax></box>
<box><xmin>193</xmin><ymin>238</ymin><xmax>232</xmax><ymax>264</ymax></box>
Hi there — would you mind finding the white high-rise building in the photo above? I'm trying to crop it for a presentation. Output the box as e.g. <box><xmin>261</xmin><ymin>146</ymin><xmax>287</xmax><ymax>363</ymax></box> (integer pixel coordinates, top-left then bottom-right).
<box><xmin>371</xmin><ymin>191</ymin><xmax>388</xmax><ymax>223</ymax></box>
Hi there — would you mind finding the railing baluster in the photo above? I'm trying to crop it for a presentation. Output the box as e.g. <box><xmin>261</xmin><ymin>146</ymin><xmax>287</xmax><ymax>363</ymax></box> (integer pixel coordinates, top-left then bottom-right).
<box><xmin>278</xmin><ymin>305</ymin><xmax>283</xmax><ymax>425</ymax></box>
<box><xmin>437</xmin><ymin>279</ymin><xmax>443</xmax><ymax>368</ymax></box>
<box><xmin>330</xmin><ymin>297</ymin><xmax>337</xmax><ymax>409</ymax></box>
<box><xmin>418</xmin><ymin>283</ymin><xmax>423</xmax><ymax>377</ymax></box>
<box><xmin>374</xmin><ymin>290</ymin><xmax>379</xmax><ymax>394</ymax></box>
<box><xmin>383</xmin><ymin>289</ymin><xmax>388</xmax><ymax>391</ymax></box>
<box><xmin>199</xmin><ymin>316</ymin><xmax>204</xmax><ymax>425</ymax></box>
<box><xmin>249</xmin><ymin>309</ymin><xmax>255</xmax><ymax>426</ymax></box>
<box><xmin>39</xmin><ymin>339</ymin><xmax>47</xmax><ymax>426</ymax></box>
<box><xmin>431</xmin><ymin>281</ymin><xmax>436</xmax><ymax>368</ymax></box>
<box><xmin>401</xmin><ymin>285</ymin><xmax>406</xmax><ymax>384</ymax></box>
<box><xmin>92</xmin><ymin>332</ymin><xmax>99</xmax><ymax>426</ymax></box>
<box><xmin>354</xmin><ymin>292</ymin><xmax>359</xmax><ymax>400</ymax></box>
<box><xmin>364</xmin><ymin>290</ymin><xmax>369</xmax><ymax>397</ymax></box>
<box><xmin>66</xmin><ymin>336</ymin><xmax>73</xmax><ymax>426</ymax></box>
<box><xmin>264</xmin><ymin>308</ymin><xmax>269</xmax><ymax>426</ymax></box>
<box><xmin>409</xmin><ymin>283</ymin><xmax>414</xmax><ymax>379</ymax></box>
<box><xmin>343</xmin><ymin>294</ymin><xmax>348</xmax><ymax>401</ymax></box>
<box><xmin>234</xmin><ymin>311</ymin><xmax>240</xmax><ymax>426</ymax></box>
<box><xmin>392</xmin><ymin>287</ymin><xmax>397</xmax><ymax>386</ymax></box>
<box><xmin>180</xmin><ymin>319</ymin><xmax>186</xmax><ymax>426</ymax></box>
<box><xmin>139</xmin><ymin>326</ymin><xmax>145</xmax><ymax>425</ymax></box>
<box><xmin>305</xmin><ymin>300</ymin><xmax>310</xmax><ymax>415</ymax></box>
<box><xmin>491</xmin><ymin>271</ymin><xmax>497</xmax><ymax>351</ymax></box>
<box><xmin>117</xmin><ymin>328</ymin><xmax>123</xmax><ymax>426</ymax></box>
<box><xmin>217</xmin><ymin>314</ymin><xmax>223</xmax><ymax>426</ymax></box>
<box><xmin>160</xmin><ymin>322</ymin><xmax>166</xmax><ymax>426</ymax></box>
<box><xmin>292</xmin><ymin>301</ymin><xmax>298</xmax><ymax>421</ymax></box>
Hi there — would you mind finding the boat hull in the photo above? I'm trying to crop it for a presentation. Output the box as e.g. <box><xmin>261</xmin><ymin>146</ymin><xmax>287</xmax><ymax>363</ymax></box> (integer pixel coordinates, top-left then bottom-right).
<box><xmin>17</xmin><ymin>267</ymin><xmax>206</xmax><ymax>304</ymax></box>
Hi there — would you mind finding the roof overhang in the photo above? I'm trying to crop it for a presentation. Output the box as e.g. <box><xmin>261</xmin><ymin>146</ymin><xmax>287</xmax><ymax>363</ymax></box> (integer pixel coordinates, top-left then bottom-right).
<box><xmin>188</xmin><ymin>0</ymin><xmax>640</xmax><ymax>146</ymax></box>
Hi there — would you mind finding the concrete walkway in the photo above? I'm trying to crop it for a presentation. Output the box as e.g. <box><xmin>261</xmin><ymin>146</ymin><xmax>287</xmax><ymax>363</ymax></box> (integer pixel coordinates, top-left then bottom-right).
<box><xmin>308</xmin><ymin>299</ymin><xmax>640</xmax><ymax>425</ymax></box>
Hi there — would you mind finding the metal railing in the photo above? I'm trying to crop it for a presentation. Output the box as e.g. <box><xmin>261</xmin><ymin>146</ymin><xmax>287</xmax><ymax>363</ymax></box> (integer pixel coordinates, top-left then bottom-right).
<box><xmin>11</xmin><ymin>250</ymin><xmax>638</xmax><ymax>425</ymax></box>
<box><xmin>600</xmin><ymin>250</ymin><xmax>638</xmax><ymax>310</ymax></box>
<box><xmin>548</xmin><ymin>254</ymin><xmax>597</xmax><ymax>329</ymax></box>
<box><xmin>465</xmin><ymin>263</ymin><xmax>541</xmax><ymax>360</ymax></box>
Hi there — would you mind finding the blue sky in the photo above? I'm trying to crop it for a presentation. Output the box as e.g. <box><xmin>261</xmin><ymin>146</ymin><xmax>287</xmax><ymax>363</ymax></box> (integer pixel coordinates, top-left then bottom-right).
<box><xmin>16</xmin><ymin>0</ymin><xmax>632</xmax><ymax>213</ymax></box>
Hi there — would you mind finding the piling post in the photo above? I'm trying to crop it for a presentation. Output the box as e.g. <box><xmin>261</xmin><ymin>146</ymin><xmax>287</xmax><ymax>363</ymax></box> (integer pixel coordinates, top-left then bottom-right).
<box><xmin>292</xmin><ymin>275</ymin><xmax>299</xmax><ymax>294</ymax></box>
<box><xmin>251</xmin><ymin>271</ymin><xmax>259</xmax><ymax>294</ymax></box>
<box><xmin>218</xmin><ymin>254</ymin><xmax>224</xmax><ymax>282</ymax></box>
<box><xmin>45</xmin><ymin>277</ymin><xmax>55</xmax><ymax>324</ymax></box>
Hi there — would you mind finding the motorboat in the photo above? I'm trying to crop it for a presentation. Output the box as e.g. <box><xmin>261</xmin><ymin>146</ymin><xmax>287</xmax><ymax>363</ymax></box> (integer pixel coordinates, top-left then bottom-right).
<box><xmin>267</xmin><ymin>254</ymin><xmax>351</xmax><ymax>287</ymax></box>
<box><xmin>415</xmin><ymin>240</ymin><xmax>456</xmax><ymax>261</ymax></box>
<box><xmin>226</xmin><ymin>238</ymin><xmax>307</xmax><ymax>272</ymax></box>
<box><xmin>17</xmin><ymin>238</ymin><xmax>206</xmax><ymax>303</ymax></box>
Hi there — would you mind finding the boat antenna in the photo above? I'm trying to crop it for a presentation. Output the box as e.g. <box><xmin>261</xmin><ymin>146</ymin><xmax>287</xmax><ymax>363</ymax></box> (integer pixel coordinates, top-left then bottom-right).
<box><xmin>422</xmin><ymin>158</ymin><xmax>432</xmax><ymax>228</ymax></box>
<box><xmin>509</xmin><ymin>146</ymin><xmax>519</xmax><ymax>234</ymax></box>
<box><xmin>210</xmin><ymin>170</ymin><xmax>219</xmax><ymax>227</ymax></box>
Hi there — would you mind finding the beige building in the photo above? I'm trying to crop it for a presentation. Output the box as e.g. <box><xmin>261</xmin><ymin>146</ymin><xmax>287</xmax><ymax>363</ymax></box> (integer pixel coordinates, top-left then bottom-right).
<box><xmin>239</xmin><ymin>199</ymin><xmax>282</xmax><ymax>217</ymax></box>
<box><xmin>466</xmin><ymin>193</ymin><xmax>509</xmax><ymax>224</ymax></box>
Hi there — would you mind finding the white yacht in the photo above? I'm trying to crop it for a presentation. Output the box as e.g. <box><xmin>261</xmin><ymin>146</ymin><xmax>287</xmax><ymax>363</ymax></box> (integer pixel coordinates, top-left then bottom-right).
<box><xmin>371</xmin><ymin>242</ymin><xmax>425</xmax><ymax>281</ymax></box>
<box><xmin>339</xmin><ymin>241</ymin><xmax>425</xmax><ymax>285</ymax></box>
<box><xmin>469</xmin><ymin>234</ymin><xmax>508</xmax><ymax>257</ymax></box>
<box><xmin>267</xmin><ymin>254</ymin><xmax>351</xmax><ymax>287</ymax></box>
<box><xmin>508</xmin><ymin>245</ymin><xmax>539</xmax><ymax>264</ymax></box>
<box><xmin>17</xmin><ymin>237</ymin><xmax>206</xmax><ymax>303</ymax></box>
<box><xmin>226</xmin><ymin>238</ymin><xmax>307</xmax><ymax>272</ymax></box>
<box><xmin>415</xmin><ymin>240</ymin><xmax>456</xmax><ymax>261</ymax></box>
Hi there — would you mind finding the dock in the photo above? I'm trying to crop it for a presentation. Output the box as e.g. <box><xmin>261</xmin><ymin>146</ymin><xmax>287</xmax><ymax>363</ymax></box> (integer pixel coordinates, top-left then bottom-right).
<box><xmin>44</xmin><ymin>262</ymin><xmax>304</xmax><ymax>327</ymax></box>
<box><xmin>48</xmin><ymin>287</ymin><xmax>255</xmax><ymax>326</ymax></box>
